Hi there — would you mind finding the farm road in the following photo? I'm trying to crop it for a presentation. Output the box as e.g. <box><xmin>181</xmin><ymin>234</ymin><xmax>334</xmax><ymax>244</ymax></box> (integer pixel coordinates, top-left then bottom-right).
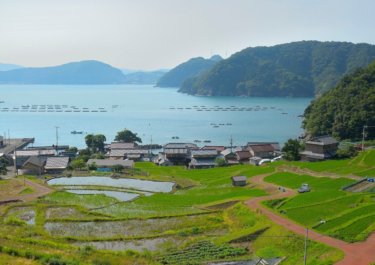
<box><xmin>0</xmin><ymin>178</ymin><xmax>53</xmax><ymax>203</ymax></box>
<box><xmin>245</xmin><ymin>173</ymin><xmax>375</xmax><ymax>265</ymax></box>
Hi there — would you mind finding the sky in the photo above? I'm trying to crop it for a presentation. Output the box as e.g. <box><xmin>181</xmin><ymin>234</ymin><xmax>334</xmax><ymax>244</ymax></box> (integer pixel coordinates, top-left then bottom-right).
<box><xmin>0</xmin><ymin>0</ymin><xmax>374</xmax><ymax>70</ymax></box>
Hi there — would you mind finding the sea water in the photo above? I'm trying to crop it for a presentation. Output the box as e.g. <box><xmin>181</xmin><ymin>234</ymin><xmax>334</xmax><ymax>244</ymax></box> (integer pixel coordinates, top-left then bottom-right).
<box><xmin>0</xmin><ymin>84</ymin><xmax>312</xmax><ymax>147</ymax></box>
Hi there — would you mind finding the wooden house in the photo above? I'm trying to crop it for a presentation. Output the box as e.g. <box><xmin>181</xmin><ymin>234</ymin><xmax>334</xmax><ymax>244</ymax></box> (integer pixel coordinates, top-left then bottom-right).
<box><xmin>231</xmin><ymin>176</ymin><xmax>247</xmax><ymax>186</ymax></box>
<box><xmin>189</xmin><ymin>150</ymin><xmax>219</xmax><ymax>169</ymax></box>
<box><xmin>21</xmin><ymin>156</ymin><xmax>46</xmax><ymax>175</ymax></box>
<box><xmin>300</xmin><ymin>136</ymin><xmax>338</xmax><ymax>161</ymax></box>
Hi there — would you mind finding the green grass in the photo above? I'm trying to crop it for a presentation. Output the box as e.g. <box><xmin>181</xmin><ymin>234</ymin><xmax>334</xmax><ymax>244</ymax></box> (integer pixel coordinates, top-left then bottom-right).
<box><xmin>316</xmin><ymin>204</ymin><xmax>375</xmax><ymax>232</ymax></box>
<box><xmin>264</xmin><ymin>171</ymin><xmax>375</xmax><ymax>241</ymax></box>
<box><xmin>283</xmin><ymin>194</ymin><xmax>363</xmax><ymax>226</ymax></box>
<box><xmin>90</xmin><ymin>164</ymin><xmax>271</xmax><ymax>218</ymax></box>
<box><xmin>264</xmin><ymin>172</ymin><xmax>355</xmax><ymax>190</ymax></box>
<box><xmin>333</xmin><ymin>214</ymin><xmax>375</xmax><ymax>242</ymax></box>
<box><xmin>18</xmin><ymin>187</ymin><xmax>34</xmax><ymax>195</ymax></box>
<box><xmin>286</xmin><ymin>150</ymin><xmax>375</xmax><ymax>176</ymax></box>
<box><xmin>44</xmin><ymin>191</ymin><xmax>118</xmax><ymax>209</ymax></box>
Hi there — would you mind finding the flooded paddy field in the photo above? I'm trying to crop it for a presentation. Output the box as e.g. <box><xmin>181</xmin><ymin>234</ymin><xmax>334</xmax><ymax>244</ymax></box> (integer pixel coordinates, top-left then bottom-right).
<box><xmin>44</xmin><ymin>213</ymin><xmax>223</xmax><ymax>238</ymax></box>
<box><xmin>48</xmin><ymin>176</ymin><xmax>175</xmax><ymax>193</ymax></box>
<box><xmin>5</xmin><ymin>206</ymin><xmax>36</xmax><ymax>225</ymax></box>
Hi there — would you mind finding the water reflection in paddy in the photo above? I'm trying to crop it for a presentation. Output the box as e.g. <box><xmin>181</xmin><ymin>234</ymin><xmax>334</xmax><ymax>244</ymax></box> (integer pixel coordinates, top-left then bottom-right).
<box><xmin>66</xmin><ymin>189</ymin><xmax>139</xmax><ymax>202</ymax></box>
<box><xmin>48</xmin><ymin>176</ymin><xmax>175</xmax><ymax>193</ymax></box>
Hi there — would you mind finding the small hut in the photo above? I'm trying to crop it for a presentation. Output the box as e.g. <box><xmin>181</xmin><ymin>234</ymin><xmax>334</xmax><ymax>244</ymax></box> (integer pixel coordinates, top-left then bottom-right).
<box><xmin>231</xmin><ymin>176</ymin><xmax>247</xmax><ymax>186</ymax></box>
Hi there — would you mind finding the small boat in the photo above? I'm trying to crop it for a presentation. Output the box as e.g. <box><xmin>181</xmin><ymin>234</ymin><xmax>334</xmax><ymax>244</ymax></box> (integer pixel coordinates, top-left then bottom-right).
<box><xmin>282</xmin><ymin>112</ymin><xmax>288</xmax><ymax>115</ymax></box>
<box><xmin>213</xmin><ymin>125</ymin><xmax>219</xmax><ymax>128</ymax></box>
<box><xmin>71</xmin><ymin>130</ymin><xmax>84</xmax><ymax>134</ymax></box>
<box><xmin>194</xmin><ymin>140</ymin><xmax>201</xmax><ymax>143</ymax></box>
<box><xmin>203</xmin><ymin>140</ymin><xmax>211</xmax><ymax>143</ymax></box>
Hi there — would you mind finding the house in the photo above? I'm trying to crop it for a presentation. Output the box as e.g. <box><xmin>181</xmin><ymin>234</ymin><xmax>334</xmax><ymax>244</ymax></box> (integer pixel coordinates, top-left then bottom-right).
<box><xmin>231</xmin><ymin>176</ymin><xmax>247</xmax><ymax>186</ymax></box>
<box><xmin>201</xmin><ymin>145</ymin><xmax>226</xmax><ymax>152</ymax></box>
<box><xmin>161</xmin><ymin>143</ymin><xmax>198</xmax><ymax>165</ymax></box>
<box><xmin>221</xmin><ymin>148</ymin><xmax>241</xmax><ymax>165</ymax></box>
<box><xmin>86</xmin><ymin>159</ymin><xmax>134</xmax><ymax>169</ymax></box>
<box><xmin>300</xmin><ymin>136</ymin><xmax>338</xmax><ymax>161</ymax></box>
<box><xmin>109</xmin><ymin>142</ymin><xmax>135</xmax><ymax>150</ymax></box>
<box><xmin>189</xmin><ymin>150</ymin><xmax>219</xmax><ymax>169</ymax></box>
<box><xmin>45</xmin><ymin>157</ymin><xmax>70</xmax><ymax>174</ymax></box>
<box><xmin>108</xmin><ymin>149</ymin><xmax>149</xmax><ymax>161</ymax></box>
<box><xmin>236</xmin><ymin>150</ymin><xmax>251</xmax><ymax>163</ymax></box>
<box><xmin>247</xmin><ymin>142</ymin><xmax>281</xmax><ymax>152</ymax></box>
<box><xmin>13</xmin><ymin>149</ymin><xmax>56</xmax><ymax>170</ymax></box>
<box><xmin>20</xmin><ymin>156</ymin><xmax>47</xmax><ymax>175</ymax></box>
<box><xmin>246</xmin><ymin>144</ymin><xmax>275</xmax><ymax>158</ymax></box>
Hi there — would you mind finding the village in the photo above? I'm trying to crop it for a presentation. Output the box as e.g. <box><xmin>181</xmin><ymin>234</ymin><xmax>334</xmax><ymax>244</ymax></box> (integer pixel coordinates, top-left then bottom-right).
<box><xmin>0</xmin><ymin>132</ymin><xmax>340</xmax><ymax>177</ymax></box>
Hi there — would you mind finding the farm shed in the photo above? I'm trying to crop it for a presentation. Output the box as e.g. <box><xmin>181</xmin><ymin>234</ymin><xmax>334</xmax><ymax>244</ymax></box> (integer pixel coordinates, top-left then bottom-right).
<box><xmin>231</xmin><ymin>176</ymin><xmax>247</xmax><ymax>186</ymax></box>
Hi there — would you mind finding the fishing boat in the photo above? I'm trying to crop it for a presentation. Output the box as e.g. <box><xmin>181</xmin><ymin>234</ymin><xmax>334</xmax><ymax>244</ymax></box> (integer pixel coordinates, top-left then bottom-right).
<box><xmin>71</xmin><ymin>130</ymin><xmax>84</xmax><ymax>134</ymax></box>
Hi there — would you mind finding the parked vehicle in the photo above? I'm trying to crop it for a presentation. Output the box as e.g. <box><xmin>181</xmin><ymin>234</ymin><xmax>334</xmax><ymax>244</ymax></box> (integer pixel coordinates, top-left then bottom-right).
<box><xmin>298</xmin><ymin>183</ymin><xmax>310</xmax><ymax>193</ymax></box>
<box><xmin>259</xmin><ymin>159</ymin><xmax>271</xmax><ymax>165</ymax></box>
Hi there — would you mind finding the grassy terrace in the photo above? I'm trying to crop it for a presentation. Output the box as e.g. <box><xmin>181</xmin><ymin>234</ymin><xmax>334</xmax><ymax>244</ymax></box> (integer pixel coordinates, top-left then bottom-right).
<box><xmin>0</xmin><ymin>162</ymin><xmax>347</xmax><ymax>264</ymax></box>
<box><xmin>263</xmin><ymin>150</ymin><xmax>375</xmax><ymax>243</ymax></box>
<box><xmin>286</xmin><ymin>149</ymin><xmax>375</xmax><ymax>177</ymax></box>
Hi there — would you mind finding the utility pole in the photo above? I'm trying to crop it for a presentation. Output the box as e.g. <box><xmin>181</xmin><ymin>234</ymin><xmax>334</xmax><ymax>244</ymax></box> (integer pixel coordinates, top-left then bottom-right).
<box><xmin>304</xmin><ymin>228</ymin><xmax>309</xmax><ymax>265</ymax></box>
<box><xmin>362</xmin><ymin>125</ymin><xmax>367</xmax><ymax>151</ymax></box>
<box><xmin>362</xmin><ymin>125</ymin><xmax>375</xmax><ymax>151</ymax></box>
<box><xmin>230</xmin><ymin>135</ymin><xmax>233</xmax><ymax>153</ymax></box>
<box><xmin>55</xmin><ymin>126</ymin><xmax>59</xmax><ymax>152</ymax></box>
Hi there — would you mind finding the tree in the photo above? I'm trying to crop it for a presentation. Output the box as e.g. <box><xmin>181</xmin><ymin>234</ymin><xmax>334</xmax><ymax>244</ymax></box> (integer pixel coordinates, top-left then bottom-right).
<box><xmin>70</xmin><ymin>159</ymin><xmax>86</xmax><ymax>170</ymax></box>
<box><xmin>112</xmin><ymin>164</ymin><xmax>124</xmax><ymax>173</ymax></box>
<box><xmin>282</xmin><ymin>139</ymin><xmax>302</xmax><ymax>161</ymax></box>
<box><xmin>215</xmin><ymin>157</ymin><xmax>227</xmax><ymax>167</ymax></box>
<box><xmin>115</xmin><ymin>129</ymin><xmax>142</xmax><ymax>143</ymax></box>
<box><xmin>85</xmin><ymin>134</ymin><xmax>106</xmax><ymax>153</ymax></box>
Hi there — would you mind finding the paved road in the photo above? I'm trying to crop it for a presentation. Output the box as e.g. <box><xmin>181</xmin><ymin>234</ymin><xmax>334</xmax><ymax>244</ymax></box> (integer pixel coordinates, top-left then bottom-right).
<box><xmin>245</xmin><ymin>173</ymin><xmax>375</xmax><ymax>265</ymax></box>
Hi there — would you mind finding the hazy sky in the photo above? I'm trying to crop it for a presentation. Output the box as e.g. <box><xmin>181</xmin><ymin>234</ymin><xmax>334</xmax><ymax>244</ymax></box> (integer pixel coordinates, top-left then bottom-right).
<box><xmin>0</xmin><ymin>0</ymin><xmax>374</xmax><ymax>70</ymax></box>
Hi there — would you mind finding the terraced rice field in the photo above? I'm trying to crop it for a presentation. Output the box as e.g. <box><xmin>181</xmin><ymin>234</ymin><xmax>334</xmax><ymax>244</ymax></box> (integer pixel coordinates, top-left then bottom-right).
<box><xmin>264</xmin><ymin>171</ymin><xmax>375</xmax><ymax>241</ymax></box>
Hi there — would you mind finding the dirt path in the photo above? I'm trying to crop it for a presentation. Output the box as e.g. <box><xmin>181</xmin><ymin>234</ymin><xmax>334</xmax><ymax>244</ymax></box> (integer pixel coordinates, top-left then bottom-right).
<box><xmin>277</xmin><ymin>165</ymin><xmax>362</xmax><ymax>180</ymax></box>
<box><xmin>0</xmin><ymin>178</ymin><xmax>53</xmax><ymax>203</ymax></box>
<box><xmin>245</xmin><ymin>173</ymin><xmax>375</xmax><ymax>265</ymax></box>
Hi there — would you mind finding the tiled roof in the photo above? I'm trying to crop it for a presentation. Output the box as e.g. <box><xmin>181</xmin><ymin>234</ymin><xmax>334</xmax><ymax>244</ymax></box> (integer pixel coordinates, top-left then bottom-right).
<box><xmin>45</xmin><ymin>157</ymin><xmax>69</xmax><ymax>169</ymax></box>
<box><xmin>22</xmin><ymin>156</ymin><xmax>47</xmax><ymax>167</ymax></box>
<box><xmin>248</xmin><ymin>144</ymin><xmax>275</xmax><ymax>153</ymax></box>
<box><xmin>231</xmin><ymin>176</ymin><xmax>247</xmax><ymax>181</ymax></box>
<box><xmin>109</xmin><ymin>149</ymin><xmax>148</xmax><ymax>157</ymax></box>
<box><xmin>191</xmin><ymin>150</ymin><xmax>218</xmax><ymax>157</ymax></box>
<box><xmin>110</xmin><ymin>142</ymin><xmax>135</xmax><ymax>149</ymax></box>
<box><xmin>201</xmin><ymin>146</ymin><xmax>226</xmax><ymax>152</ymax></box>
<box><xmin>236</xmin><ymin>151</ymin><xmax>251</xmax><ymax>160</ymax></box>
<box><xmin>87</xmin><ymin>159</ymin><xmax>134</xmax><ymax>168</ymax></box>
<box><xmin>164</xmin><ymin>143</ymin><xmax>197</xmax><ymax>149</ymax></box>
<box><xmin>15</xmin><ymin>150</ymin><xmax>56</xmax><ymax>157</ymax></box>
<box><xmin>306</xmin><ymin>136</ymin><xmax>338</xmax><ymax>146</ymax></box>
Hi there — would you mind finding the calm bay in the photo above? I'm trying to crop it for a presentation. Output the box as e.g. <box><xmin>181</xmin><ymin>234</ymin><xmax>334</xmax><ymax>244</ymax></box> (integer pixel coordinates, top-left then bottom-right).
<box><xmin>0</xmin><ymin>85</ymin><xmax>312</xmax><ymax>148</ymax></box>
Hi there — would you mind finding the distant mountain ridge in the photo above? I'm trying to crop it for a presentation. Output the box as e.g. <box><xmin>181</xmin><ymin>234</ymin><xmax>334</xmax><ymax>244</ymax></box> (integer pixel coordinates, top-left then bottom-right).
<box><xmin>0</xmin><ymin>60</ymin><xmax>125</xmax><ymax>84</ymax></box>
<box><xmin>179</xmin><ymin>41</ymin><xmax>375</xmax><ymax>97</ymax></box>
<box><xmin>0</xmin><ymin>63</ymin><xmax>23</xmax><ymax>71</ymax></box>
<box><xmin>156</xmin><ymin>55</ymin><xmax>223</xmax><ymax>87</ymax></box>
<box><xmin>123</xmin><ymin>70</ymin><xmax>167</xmax><ymax>85</ymax></box>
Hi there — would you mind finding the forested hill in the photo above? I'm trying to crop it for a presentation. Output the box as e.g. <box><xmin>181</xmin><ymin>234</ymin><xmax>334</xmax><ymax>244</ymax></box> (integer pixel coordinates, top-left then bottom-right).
<box><xmin>0</xmin><ymin>60</ymin><xmax>126</xmax><ymax>84</ymax></box>
<box><xmin>156</xmin><ymin>55</ymin><xmax>222</xmax><ymax>87</ymax></box>
<box><xmin>179</xmin><ymin>41</ymin><xmax>375</xmax><ymax>97</ymax></box>
<box><xmin>303</xmin><ymin>60</ymin><xmax>375</xmax><ymax>140</ymax></box>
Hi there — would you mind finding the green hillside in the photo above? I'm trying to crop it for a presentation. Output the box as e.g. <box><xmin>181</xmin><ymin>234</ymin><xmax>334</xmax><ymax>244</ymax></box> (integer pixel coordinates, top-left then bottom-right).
<box><xmin>303</xmin><ymin>61</ymin><xmax>375</xmax><ymax>139</ymax></box>
<box><xmin>179</xmin><ymin>41</ymin><xmax>375</xmax><ymax>97</ymax></box>
<box><xmin>156</xmin><ymin>55</ymin><xmax>222</xmax><ymax>87</ymax></box>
